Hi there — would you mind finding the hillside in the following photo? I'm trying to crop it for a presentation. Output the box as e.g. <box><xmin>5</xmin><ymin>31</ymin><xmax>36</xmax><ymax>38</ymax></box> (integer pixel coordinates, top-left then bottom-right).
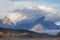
<box><xmin>0</xmin><ymin>27</ymin><xmax>56</xmax><ymax>38</ymax></box>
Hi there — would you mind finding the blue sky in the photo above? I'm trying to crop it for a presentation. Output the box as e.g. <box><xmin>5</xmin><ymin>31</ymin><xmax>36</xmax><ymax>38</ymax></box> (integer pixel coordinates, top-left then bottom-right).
<box><xmin>0</xmin><ymin>0</ymin><xmax>60</xmax><ymax>13</ymax></box>
<box><xmin>10</xmin><ymin>0</ymin><xmax>60</xmax><ymax>10</ymax></box>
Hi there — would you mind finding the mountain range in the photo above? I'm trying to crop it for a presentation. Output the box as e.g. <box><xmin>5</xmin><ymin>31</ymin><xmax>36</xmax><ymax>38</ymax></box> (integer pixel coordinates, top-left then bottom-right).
<box><xmin>0</xmin><ymin>27</ymin><xmax>56</xmax><ymax>38</ymax></box>
<box><xmin>0</xmin><ymin>6</ymin><xmax>60</xmax><ymax>35</ymax></box>
<box><xmin>0</xmin><ymin>14</ymin><xmax>60</xmax><ymax>30</ymax></box>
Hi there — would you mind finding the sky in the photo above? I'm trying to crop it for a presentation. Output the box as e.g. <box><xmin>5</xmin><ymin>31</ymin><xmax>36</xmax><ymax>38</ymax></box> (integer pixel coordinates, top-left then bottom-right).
<box><xmin>0</xmin><ymin>0</ymin><xmax>60</xmax><ymax>13</ymax></box>
<box><xmin>10</xmin><ymin>0</ymin><xmax>60</xmax><ymax>10</ymax></box>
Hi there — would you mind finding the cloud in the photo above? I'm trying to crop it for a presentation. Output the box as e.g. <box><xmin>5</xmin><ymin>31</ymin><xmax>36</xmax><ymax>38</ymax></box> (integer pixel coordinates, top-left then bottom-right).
<box><xmin>16</xmin><ymin>6</ymin><xmax>60</xmax><ymax>31</ymax></box>
<box><xmin>0</xmin><ymin>0</ymin><xmax>34</xmax><ymax>12</ymax></box>
<box><xmin>0</xmin><ymin>0</ymin><xmax>59</xmax><ymax>13</ymax></box>
<box><xmin>36</xmin><ymin>30</ymin><xmax>60</xmax><ymax>35</ymax></box>
<box><xmin>30</xmin><ymin>24</ymin><xmax>44</xmax><ymax>31</ymax></box>
<box><xmin>30</xmin><ymin>6</ymin><xmax>59</xmax><ymax>23</ymax></box>
<box><xmin>0</xmin><ymin>0</ymin><xmax>60</xmax><ymax>30</ymax></box>
<box><xmin>0</xmin><ymin>12</ymin><xmax>27</xmax><ymax>25</ymax></box>
<box><xmin>38</xmin><ymin>6</ymin><xmax>57</xmax><ymax>12</ymax></box>
<box><xmin>1</xmin><ymin>6</ymin><xmax>57</xmax><ymax>26</ymax></box>
<box><xmin>55</xmin><ymin>21</ymin><xmax>60</xmax><ymax>26</ymax></box>
<box><xmin>44</xmin><ymin>10</ymin><xmax>60</xmax><ymax>22</ymax></box>
<box><xmin>5</xmin><ymin>5</ymin><xmax>59</xmax><ymax>25</ymax></box>
<box><xmin>20</xmin><ymin>6</ymin><xmax>59</xmax><ymax>22</ymax></box>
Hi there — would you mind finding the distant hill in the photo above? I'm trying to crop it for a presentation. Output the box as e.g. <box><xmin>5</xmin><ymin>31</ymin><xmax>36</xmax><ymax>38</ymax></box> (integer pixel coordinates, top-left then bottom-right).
<box><xmin>0</xmin><ymin>27</ymin><xmax>56</xmax><ymax>38</ymax></box>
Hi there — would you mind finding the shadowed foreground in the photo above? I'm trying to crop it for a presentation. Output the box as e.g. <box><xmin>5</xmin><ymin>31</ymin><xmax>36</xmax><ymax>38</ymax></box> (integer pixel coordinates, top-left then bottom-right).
<box><xmin>0</xmin><ymin>37</ymin><xmax>60</xmax><ymax>40</ymax></box>
<box><xmin>0</xmin><ymin>27</ymin><xmax>60</xmax><ymax>40</ymax></box>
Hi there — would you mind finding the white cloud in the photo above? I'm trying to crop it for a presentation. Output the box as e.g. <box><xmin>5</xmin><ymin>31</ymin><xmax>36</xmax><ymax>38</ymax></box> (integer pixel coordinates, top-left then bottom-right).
<box><xmin>20</xmin><ymin>6</ymin><xmax>59</xmax><ymax>22</ymax></box>
<box><xmin>55</xmin><ymin>21</ymin><xmax>60</xmax><ymax>26</ymax></box>
<box><xmin>30</xmin><ymin>24</ymin><xmax>44</xmax><ymax>31</ymax></box>
<box><xmin>16</xmin><ymin>6</ymin><xmax>60</xmax><ymax>31</ymax></box>
<box><xmin>0</xmin><ymin>0</ymin><xmax>34</xmax><ymax>12</ymax></box>
<box><xmin>0</xmin><ymin>0</ymin><xmax>60</xmax><ymax>29</ymax></box>
<box><xmin>44</xmin><ymin>10</ymin><xmax>60</xmax><ymax>22</ymax></box>
<box><xmin>29</xmin><ymin>6</ymin><xmax>59</xmax><ymax>23</ymax></box>
<box><xmin>38</xmin><ymin>6</ymin><xmax>56</xmax><ymax>12</ymax></box>
<box><xmin>0</xmin><ymin>0</ymin><xmax>59</xmax><ymax>13</ymax></box>
<box><xmin>7</xmin><ymin>5</ymin><xmax>59</xmax><ymax>24</ymax></box>
<box><xmin>0</xmin><ymin>12</ymin><xmax>27</xmax><ymax>25</ymax></box>
<box><xmin>36</xmin><ymin>30</ymin><xmax>60</xmax><ymax>35</ymax></box>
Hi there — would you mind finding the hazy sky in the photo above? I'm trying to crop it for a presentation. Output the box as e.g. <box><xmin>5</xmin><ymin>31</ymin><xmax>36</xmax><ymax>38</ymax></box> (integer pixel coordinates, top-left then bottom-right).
<box><xmin>0</xmin><ymin>0</ymin><xmax>60</xmax><ymax>12</ymax></box>
<box><xmin>11</xmin><ymin>0</ymin><xmax>60</xmax><ymax>10</ymax></box>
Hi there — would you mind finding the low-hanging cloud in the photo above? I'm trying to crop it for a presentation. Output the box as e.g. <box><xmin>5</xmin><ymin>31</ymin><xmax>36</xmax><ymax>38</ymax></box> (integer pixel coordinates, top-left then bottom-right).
<box><xmin>20</xmin><ymin>6</ymin><xmax>60</xmax><ymax>31</ymax></box>
<box><xmin>19</xmin><ymin>6</ymin><xmax>59</xmax><ymax>22</ymax></box>
<box><xmin>30</xmin><ymin>24</ymin><xmax>44</xmax><ymax>31</ymax></box>
<box><xmin>0</xmin><ymin>12</ymin><xmax>27</xmax><ymax>25</ymax></box>
<box><xmin>0</xmin><ymin>0</ymin><xmax>60</xmax><ymax>30</ymax></box>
